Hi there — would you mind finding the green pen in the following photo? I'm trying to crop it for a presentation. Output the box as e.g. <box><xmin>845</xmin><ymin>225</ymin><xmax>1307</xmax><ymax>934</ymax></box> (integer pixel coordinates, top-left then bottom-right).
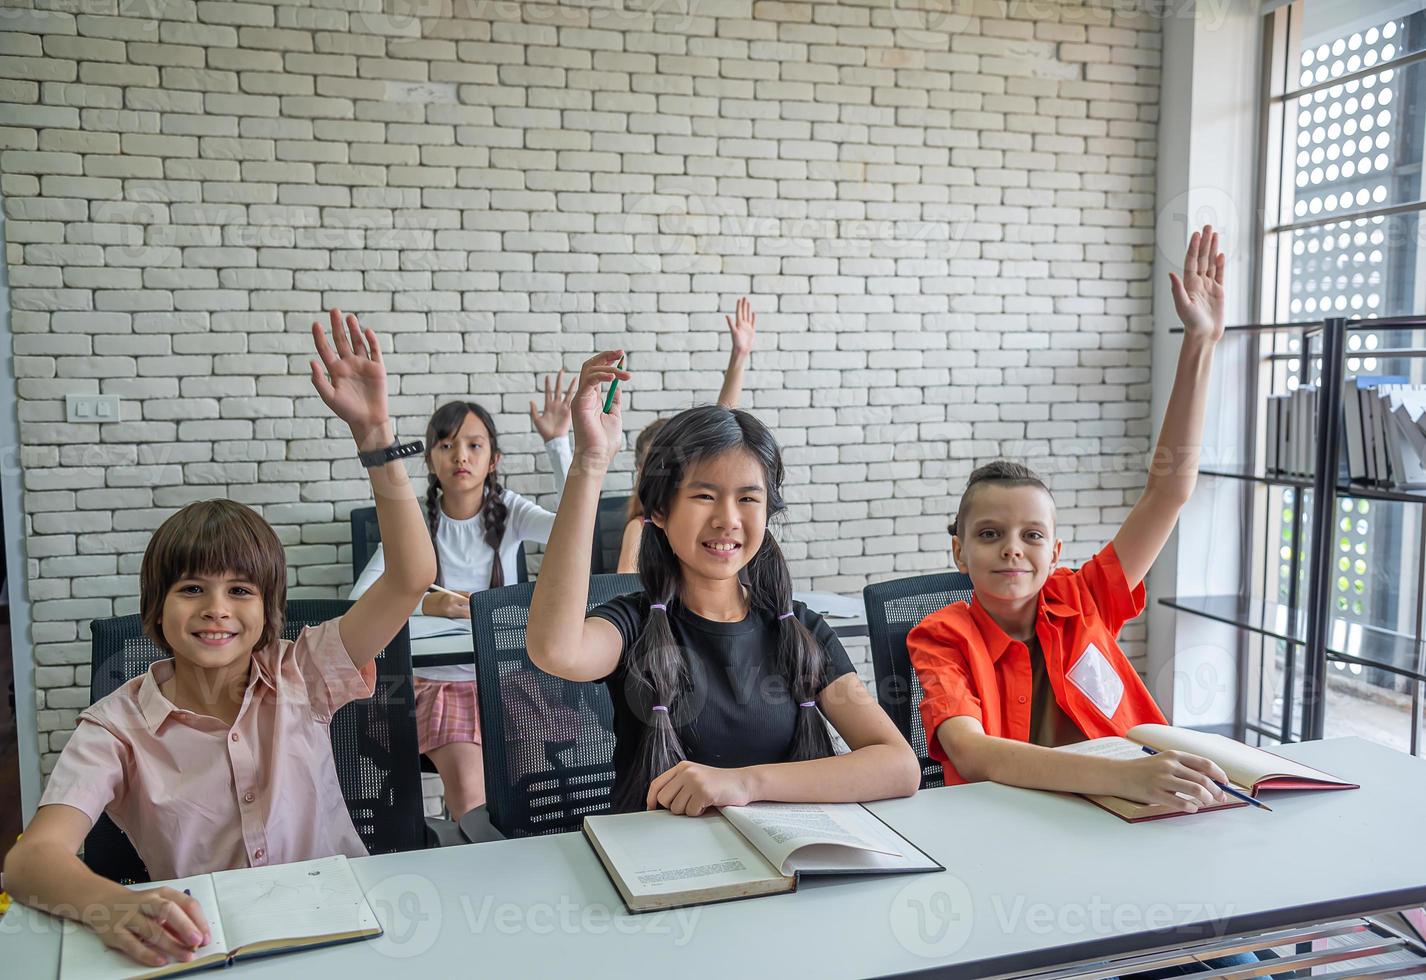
<box><xmin>602</xmin><ymin>354</ymin><xmax>625</xmax><ymax>413</ymax></box>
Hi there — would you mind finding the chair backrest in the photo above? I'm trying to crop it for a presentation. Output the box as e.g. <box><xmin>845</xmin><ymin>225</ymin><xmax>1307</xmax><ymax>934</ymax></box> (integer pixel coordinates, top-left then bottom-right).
<box><xmin>590</xmin><ymin>495</ymin><xmax>631</xmax><ymax>574</ymax></box>
<box><xmin>352</xmin><ymin>504</ymin><xmax>528</xmax><ymax>584</ymax></box>
<box><xmin>83</xmin><ymin>599</ymin><xmax>425</xmax><ymax>883</ymax></box>
<box><xmin>863</xmin><ymin>572</ymin><xmax>974</xmax><ymax>790</ymax></box>
<box><xmin>472</xmin><ymin>572</ymin><xmax>641</xmax><ymax>838</ymax></box>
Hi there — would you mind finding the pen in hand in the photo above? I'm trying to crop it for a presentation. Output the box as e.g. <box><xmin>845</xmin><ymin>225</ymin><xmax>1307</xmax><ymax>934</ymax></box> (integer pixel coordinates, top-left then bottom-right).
<box><xmin>1140</xmin><ymin>745</ymin><xmax>1273</xmax><ymax>811</ymax></box>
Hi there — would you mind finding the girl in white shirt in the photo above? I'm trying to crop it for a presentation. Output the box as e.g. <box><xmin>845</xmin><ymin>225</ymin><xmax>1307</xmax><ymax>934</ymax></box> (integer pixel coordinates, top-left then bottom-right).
<box><xmin>351</xmin><ymin>375</ymin><xmax>575</xmax><ymax>817</ymax></box>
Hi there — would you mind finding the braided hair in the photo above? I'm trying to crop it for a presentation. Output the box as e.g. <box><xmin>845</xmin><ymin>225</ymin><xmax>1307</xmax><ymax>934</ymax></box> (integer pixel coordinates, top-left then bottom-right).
<box><xmin>423</xmin><ymin>400</ymin><xmax>509</xmax><ymax>590</ymax></box>
<box><xmin>613</xmin><ymin>405</ymin><xmax>834</xmax><ymax>812</ymax></box>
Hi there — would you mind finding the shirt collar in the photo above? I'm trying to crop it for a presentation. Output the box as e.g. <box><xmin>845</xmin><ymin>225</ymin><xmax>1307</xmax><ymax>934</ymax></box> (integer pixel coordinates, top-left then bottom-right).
<box><xmin>968</xmin><ymin>588</ymin><xmax>1078</xmax><ymax>663</ymax></box>
<box><xmin>135</xmin><ymin>653</ymin><xmax>273</xmax><ymax>732</ymax></box>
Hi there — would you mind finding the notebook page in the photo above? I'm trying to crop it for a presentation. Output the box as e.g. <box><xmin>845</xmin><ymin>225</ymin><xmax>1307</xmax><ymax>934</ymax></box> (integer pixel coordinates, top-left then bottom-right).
<box><xmin>1128</xmin><ymin>725</ymin><xmax>1351</xmax><ymax>789</ymax></box>
<box><xmin>211</xmin><ymin>855</ymin><xmax>377</xmax><ymax>953</ymax></box>
<box><xmin>59</xmin><ymin>874</ymin><xmax>227</xmax><ymax>980</ymax></box>
<box><xmin>406</xmin><ymin>615</ymin><xmax>472</xmax><ymax>640</ymax></box>
<box><xmin>719</xmin><ymin>802</ymin><xmax>904</xmax><ymax>874</ymax></box>
<box><xmin>584</xmin><ymin>810</ymin><xmax>782</xmax><ymax>898</ymax></box>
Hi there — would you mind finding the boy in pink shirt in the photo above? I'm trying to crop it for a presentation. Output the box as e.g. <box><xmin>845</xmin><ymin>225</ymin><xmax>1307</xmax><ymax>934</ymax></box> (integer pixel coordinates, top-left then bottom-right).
<box><xmin>3</xmin><ymin>310</ymin><xmax>436</xmax><ymax>971</ymax></box>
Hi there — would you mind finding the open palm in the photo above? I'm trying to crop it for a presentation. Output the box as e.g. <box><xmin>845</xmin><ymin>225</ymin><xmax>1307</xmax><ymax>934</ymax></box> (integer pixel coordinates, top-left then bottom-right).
<box><xmin>309</xmin><ymin>308</ymin><xmax>389</xmax><ymax>436</ymax></box>
<box><xmin>1169</xmin><ymin>225</ymin><xmax>1226</xmax><ymax>343</ymax></box>
<box><xmin>727</xmin><ymin>296</ymin><xmax>756</xmax><ymax>355</ymax></box>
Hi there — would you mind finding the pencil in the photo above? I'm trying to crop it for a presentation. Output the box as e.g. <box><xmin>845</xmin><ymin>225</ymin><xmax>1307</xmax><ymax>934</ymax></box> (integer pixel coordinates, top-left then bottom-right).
<box><xmin>1140</xmin><ymin>745</ymin><xmax>1272</xmax><ymax>811</ymax></box>
<box><xmin>603</xmin><ymin>354</ymin><xmax>625</xmax><ymax>413</ymax></box>
<box><xmin>427</xmin><ymin>583</ymin><xmax>468</xmax><ymax>600</ymax></box>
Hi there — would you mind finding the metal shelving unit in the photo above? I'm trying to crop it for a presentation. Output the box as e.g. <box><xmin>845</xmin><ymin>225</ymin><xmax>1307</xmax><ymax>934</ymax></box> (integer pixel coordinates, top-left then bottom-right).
<box><xmin>1161</xmin><ymin>316</ymin><xmax>1426</xmax><ymax>750</ymax></box>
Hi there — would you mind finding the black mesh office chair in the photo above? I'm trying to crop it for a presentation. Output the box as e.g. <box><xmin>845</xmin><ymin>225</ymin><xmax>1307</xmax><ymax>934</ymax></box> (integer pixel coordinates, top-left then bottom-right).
<box><xmin>472</xmin><ymin>573</ymin><xmax>640</xmax><ymax>838</ymax></box>
<box><xmin>82</xmin><ymin>600</ymin><xmax>425</xmax><ymax>883</ymax></box>
<box><xmin>863</xmin><ymin>572</ymin><xmax>974</xmax><ymax>790</ymax></box>
<box><xmin>351</xmin><ymin>505</ymin><xmax>529</xmax><ymax>584</ymax></box>
<box><xmin>590</xmin><ymin>495</ymin><xmax>630</xmax><ymax>574</ymax></box>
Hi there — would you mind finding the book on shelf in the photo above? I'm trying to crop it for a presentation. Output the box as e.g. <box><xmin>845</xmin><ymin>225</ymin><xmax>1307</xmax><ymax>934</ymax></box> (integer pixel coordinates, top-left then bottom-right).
<box><xmin>1341</xmin><ymin>376</ymin><xmax>1426</xmax><ymax>489</ymax></box>
<box><xmin>1267</xmin><ymin>386</ymin><xmax>1318</xmax><ymax>477</ymax></box>
<box><xmin>1055</xmin><ymin>724</ymin><xmax>1358</xmax><ymax>823</ymax></box>
<box><xmin>59</xmin><ymin>855</ymin><xmax>381</xmax><ymax>980</ymax></box>
<box><xmin>583</xmin><ymin>801</ymin><xmax>942</xmax><ymax>913</ymax></box>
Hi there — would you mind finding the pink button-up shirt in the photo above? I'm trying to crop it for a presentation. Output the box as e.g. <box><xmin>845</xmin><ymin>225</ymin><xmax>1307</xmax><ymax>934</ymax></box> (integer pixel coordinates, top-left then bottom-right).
<box><xmin>40</xmin><ymin>619</ymin><xmax>374</xmax><ymax>880</ymax></box>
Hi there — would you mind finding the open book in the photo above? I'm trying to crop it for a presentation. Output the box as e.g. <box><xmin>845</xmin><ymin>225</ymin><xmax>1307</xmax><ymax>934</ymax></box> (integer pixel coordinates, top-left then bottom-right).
<box><xmin>1057</xmin><ymin>724</ymin><xmax>1358</xmax><ymax>822</ymax></box>
<box><xmin>406</xmin><ymin>614</ymin><xmax>472</xmax><ymax>640</ymax></box>
<box><xmin>60</xmin><ymin>855</ymin><xmax>381</xmax><ymax>980</ymax></box>
<box><xmin>583</xmin><ymin>801</ymin><xmax>942</xmax><ymax>913</ymax></box>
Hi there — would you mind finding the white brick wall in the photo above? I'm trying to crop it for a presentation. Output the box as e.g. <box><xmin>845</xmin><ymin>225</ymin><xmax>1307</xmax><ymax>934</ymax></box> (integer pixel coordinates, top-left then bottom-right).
<box><xmin>2</xmin><ymin>0</ymin><xmax>1162</xmax><ymax>776</ymax></box>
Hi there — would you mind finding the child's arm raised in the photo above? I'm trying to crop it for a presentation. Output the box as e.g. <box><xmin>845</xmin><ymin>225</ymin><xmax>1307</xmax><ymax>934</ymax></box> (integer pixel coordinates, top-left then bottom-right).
<box><xmin>716</xmin><ymin>296</ymin><xmax>756</xmax><ymax>409</ymax></box>
<box><xmin>309</xmin><ymin>308</ymin><xmax>437</xmax><ymax>668</ymax></box>
<box><xmin>3</xmin><ymin>805</ymin><xmax>211</xmax><ymax>969</ymax></box>
<box><xmin>1112</xmin><ymin>225</ymin><xmax>1226</xmax><ymax>590</ymax></box>
<box><xmin>527</xmin><ymin>351</ymin><xmax>632</xmax><ymax>682</ymax></box>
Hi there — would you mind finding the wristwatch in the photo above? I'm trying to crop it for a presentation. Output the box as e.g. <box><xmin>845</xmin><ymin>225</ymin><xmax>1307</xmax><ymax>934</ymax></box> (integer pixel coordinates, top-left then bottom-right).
<box><xmin>358</xmin><ymin>439</ymin><xmax>425</xmax><ymax>468</ymax></box>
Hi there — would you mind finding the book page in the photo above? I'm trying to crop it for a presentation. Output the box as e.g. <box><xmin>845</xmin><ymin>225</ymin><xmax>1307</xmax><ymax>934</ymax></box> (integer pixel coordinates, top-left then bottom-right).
<box><xmin>60</xmin><ymin>874</ymin><xmax>228</xmax><ymax>980</ymax></box>
<box><xmin>212</xmin><ymin>855</ymin><xmax>378</xmax><ymax>955</ymax></box>
<box><xmin>1127</xmin><ymin>724</ymin><xmax>1353</xmax><ymax>790</ymax></box>
<box><xmin>1055</xmin><ymin>738</ymin><xmax>1246</xmax><ymax>820</ymax></box>
<box><xmin>719</xmin><ymin>802</ymin><xmax>907</xmax><ymax>875</ymax></box>
<box><xmin>583</xmin><ymin>810</ymin><xmax>783</xmax><ymax>900</ymax></box>
<box><xmin>406</xmin><ymin>615</ymin><xmax>472</xmax><ymax>640</ymax></box>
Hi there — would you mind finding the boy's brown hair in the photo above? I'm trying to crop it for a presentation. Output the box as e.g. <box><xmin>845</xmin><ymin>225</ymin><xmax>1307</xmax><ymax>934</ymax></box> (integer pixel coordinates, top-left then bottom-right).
<box><xmin>140</xmin><ymin>499</ymin><xmax>287</xmax><ymax>656</ymax></box>
<box><xmin>950</xmin><ymin>460</ymin><xmax>1054</xmax><ymax>538</ymax></box>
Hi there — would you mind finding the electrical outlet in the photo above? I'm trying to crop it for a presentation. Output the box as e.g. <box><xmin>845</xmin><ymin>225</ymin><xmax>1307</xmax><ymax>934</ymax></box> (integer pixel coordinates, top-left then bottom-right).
<box><xmin>66</xmin><ymin>394</ymin><xmax>122</xmax><ymax>423</ymax></box>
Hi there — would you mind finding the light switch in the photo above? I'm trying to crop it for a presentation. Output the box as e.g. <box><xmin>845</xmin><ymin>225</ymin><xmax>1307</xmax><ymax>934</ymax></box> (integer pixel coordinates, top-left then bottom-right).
<box><xmin>66</xmin><ymin>394</ymin><xmax>122</xmax><ymax>423</ymax></box>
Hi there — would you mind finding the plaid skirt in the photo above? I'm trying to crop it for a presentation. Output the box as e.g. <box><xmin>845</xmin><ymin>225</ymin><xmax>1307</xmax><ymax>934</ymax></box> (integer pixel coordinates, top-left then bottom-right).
<box><xmin>413</xmin><ymin>677</ymin><xmax>480</xmax><ymax>755</ymax></box>
<box><xmin>413</xmin><ymin>674</ymin><xmax>583</xmax><ymax>757</ymax></box>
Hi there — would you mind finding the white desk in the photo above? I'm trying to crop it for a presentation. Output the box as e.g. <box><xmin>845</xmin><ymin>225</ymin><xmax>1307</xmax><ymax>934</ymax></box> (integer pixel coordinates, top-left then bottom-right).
<box><xmin>409</xmin><ymin>593</ymin><xmax>869</xmax><ymax>667</ymax></box>
<box><xmin>6</xmin><ymin>737</ymin><xmax>1425</xmax><ymax>978</ymax></box>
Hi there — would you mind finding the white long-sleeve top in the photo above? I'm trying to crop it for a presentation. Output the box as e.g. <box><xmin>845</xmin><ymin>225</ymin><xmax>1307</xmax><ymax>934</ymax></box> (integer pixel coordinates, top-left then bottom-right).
<box><xmin>350</xmin><ymin>436</ymin><xmax>571</xmax><ymax>681</ymax></box>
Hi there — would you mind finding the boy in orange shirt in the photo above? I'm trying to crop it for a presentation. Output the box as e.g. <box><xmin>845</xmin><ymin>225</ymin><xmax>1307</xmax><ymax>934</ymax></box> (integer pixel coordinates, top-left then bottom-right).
<box><xmin>911</xmin><ymin>226</ymin><xmax>1236</xmax><ymax>816</ymax></box>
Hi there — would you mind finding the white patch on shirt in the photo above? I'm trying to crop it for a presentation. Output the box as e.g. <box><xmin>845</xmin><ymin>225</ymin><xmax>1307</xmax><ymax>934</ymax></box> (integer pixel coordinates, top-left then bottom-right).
<box><xmin>1065</xmin><ymin>642</ymin><xmax>1124</xmax><ymax>719</ymax></box>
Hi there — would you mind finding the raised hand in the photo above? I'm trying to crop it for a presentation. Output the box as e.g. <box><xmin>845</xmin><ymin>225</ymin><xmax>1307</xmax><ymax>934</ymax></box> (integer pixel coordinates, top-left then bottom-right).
<box><xmin>571</xmin><ymin>350</ymin><xmax>630</xmax><ymax>473</ymax></box>
<box><xmin>529</xmin><ymin>368</ymin><xmax>577</xmax><ymax>442</ymax></box>
<box><xmin>1169</xmin><ymin>224</ymin><xmax>1226</xmax><ymax>343</ymax></box>
<box><xmin>726</xmin><ymin>296</ymin><xmax>756</xmax><ymax>356</ymax></box>
<box><xmin>309</xmin><ymin>308</ymin><xmax>390</xmax><ymax>443</ymax></box>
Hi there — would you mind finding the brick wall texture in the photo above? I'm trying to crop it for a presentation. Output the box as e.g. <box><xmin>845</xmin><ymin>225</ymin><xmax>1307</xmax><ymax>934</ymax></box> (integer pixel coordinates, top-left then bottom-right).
<box><xmin>0</xmin><ymin>0</ymin><xmax>1163</xmax><ymax>777</ymax></box>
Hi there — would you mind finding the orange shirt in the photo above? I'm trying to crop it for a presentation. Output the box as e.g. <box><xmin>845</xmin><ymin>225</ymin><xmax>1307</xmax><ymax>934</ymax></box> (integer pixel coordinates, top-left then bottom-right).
<box><xmin>908</xmin><ymin>543</ymin><xmax>1167</xmax><ymax>785</ymax></box>
<box><xmin>39</xmin><ymin>619</ymin><xmax>374</xmax><ymax>879</ymax></box>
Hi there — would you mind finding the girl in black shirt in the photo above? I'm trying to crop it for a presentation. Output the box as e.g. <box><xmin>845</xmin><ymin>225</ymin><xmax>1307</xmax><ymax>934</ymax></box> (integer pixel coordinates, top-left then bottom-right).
<box><xmin>528</xmin><ymin>351</ymin><xmax>921</xmax><ymax>814</ymax></box>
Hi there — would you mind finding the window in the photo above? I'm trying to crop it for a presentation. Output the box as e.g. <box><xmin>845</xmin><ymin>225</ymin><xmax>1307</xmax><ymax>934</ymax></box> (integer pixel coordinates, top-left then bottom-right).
<box><xmin>1256</xmin><ymin>1</ymin><xmax>1426</xmax><ymax>754</ymax></box>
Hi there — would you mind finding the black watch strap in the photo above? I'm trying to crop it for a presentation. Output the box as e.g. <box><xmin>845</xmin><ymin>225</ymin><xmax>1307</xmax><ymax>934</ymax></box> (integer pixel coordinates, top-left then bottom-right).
<box><xmin>358</xmin><ymin>438</ymin><xmax>424</xmax><ymax>468</ymax></box>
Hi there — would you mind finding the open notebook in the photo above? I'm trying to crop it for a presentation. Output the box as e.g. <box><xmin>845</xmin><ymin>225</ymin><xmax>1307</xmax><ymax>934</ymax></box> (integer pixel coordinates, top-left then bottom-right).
<box><xmin>406</xmin><ymin>615</ymin><xmax>472</xmax><ymax>641</ymax></box>
<box><xmin>584</xmin><ymin>801</ymin><xmax>942</xmax><ymax>913</ymax></box>
<box><xmin>1057</xmin><ymin>724</ymin><xmax>1358</xmax><ymax>822</ymax></box>
<box><xmin>60</xmin><ymin>855</ymin><xmax>381</xmax><ymax>980</ymax></box>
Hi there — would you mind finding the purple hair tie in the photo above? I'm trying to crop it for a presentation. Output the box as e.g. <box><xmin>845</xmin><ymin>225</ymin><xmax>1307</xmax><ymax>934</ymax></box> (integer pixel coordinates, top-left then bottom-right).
<box><xmin>650</xmin><ymin>603</ymin><xmax>667</xmax><ymax>612</ymax></box>
<box><xmin>777</xmin><ymin>611</ymin><xmax>794</xmax><ymax>621</ymax></box>
<box><xmin>799</xmin><ymin>701</ymin><xmax>815</xmax><ymax>708</ymax></box>
<box><xmin>642</xmin><ymin>516</ymin><xmax>652</xmax><ymax>525</ymax></box>
<box><xmin>652</xmin><ymin>705</ymin><xmax>668</xmax><ymax>713</ymax></box>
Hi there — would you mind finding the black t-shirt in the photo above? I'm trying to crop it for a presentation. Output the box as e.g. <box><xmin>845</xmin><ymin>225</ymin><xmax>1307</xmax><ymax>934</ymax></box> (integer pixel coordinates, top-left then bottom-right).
<box><xmin>589</xmin><ymin>592</ymin><xmax>856</xmax><ymax>805</ymax></box>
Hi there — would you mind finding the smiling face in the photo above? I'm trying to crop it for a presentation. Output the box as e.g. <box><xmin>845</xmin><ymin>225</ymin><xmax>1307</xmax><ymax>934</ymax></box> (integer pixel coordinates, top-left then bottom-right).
<box><xmin>427</xmin><ymin>410</ymin><xmax>501</xmax><ymax>498</ymax></box>
<box><xmin>650</xmin><ymin>448</ymin><xmax>769</xmax><ymax>585</ymax></box>
<box><xmin>159</xmin><ymin>572</ymin><xmax>267</xmax><ymax>670</ymax></box>
<box><xmin>953</xmin><ymin>483</ymin><xmax>1063</xmax><ymax>607</ymax></box>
